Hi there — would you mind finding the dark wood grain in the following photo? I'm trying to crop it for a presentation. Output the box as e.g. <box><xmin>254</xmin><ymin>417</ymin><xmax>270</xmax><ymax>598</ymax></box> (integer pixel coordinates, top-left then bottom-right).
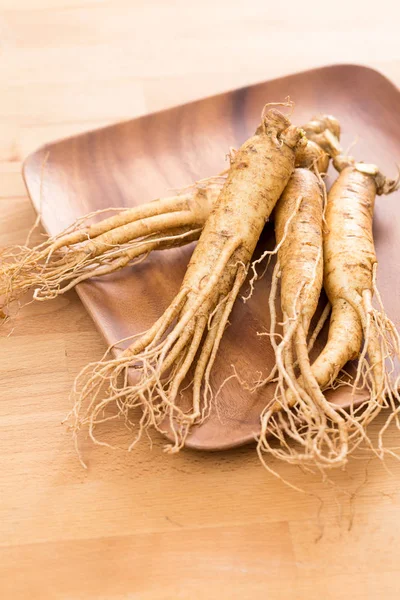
<box><xmin>23</xmin><ymin>64</ymin><xmax>400</xmax><ymax>450</ymax></box>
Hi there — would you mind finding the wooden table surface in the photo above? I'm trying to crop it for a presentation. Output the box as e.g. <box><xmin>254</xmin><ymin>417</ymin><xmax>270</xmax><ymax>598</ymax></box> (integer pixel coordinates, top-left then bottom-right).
<box><xmin>1</xmin><ymin>2</ymin><xmax>399</xmax><ymax>599</ymax></box>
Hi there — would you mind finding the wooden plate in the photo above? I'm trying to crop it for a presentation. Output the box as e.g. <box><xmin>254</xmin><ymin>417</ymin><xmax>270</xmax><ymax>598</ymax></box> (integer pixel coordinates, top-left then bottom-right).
<box><xmin>23</xmin><ymin>64</ymin><xmax>400</xmax><ymax>451</ymax></box>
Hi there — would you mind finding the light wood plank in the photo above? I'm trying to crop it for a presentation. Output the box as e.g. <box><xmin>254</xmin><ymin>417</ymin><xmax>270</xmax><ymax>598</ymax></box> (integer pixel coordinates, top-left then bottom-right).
<box><xmin>0</xmin><ymin>162</ymin><xmax>26</xmax><ymax>197</ymax></box>
<box><xmin>0</xmin><ymin>523</ymin><xmax>296</xmax><ymax>600</ymax></box>
<box><xmin>1</xmin><ymin>2</ymin><xmax>400</xmax><ymax>598</ymax></box>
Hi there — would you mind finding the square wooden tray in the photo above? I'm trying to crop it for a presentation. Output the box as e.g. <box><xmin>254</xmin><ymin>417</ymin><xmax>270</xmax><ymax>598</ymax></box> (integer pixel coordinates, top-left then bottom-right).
<box><xmin>23</xmin><ymin>64</ymin><xmax>400</xmax><ymax>450</ymax></box>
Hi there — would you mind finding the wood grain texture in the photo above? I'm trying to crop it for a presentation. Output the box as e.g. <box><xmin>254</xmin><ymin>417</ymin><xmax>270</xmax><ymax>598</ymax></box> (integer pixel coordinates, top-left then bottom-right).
<box><xmin>1</xmin><ymin>2</ymin><xmax>400</xmax><ymax>599</ymax></box>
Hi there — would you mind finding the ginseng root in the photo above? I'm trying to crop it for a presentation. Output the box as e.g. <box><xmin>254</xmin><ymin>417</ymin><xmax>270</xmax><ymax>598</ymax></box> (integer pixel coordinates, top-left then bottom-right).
<box><xmin>257</xmin><ymin>179</ymin><xmax>348</xmax><ymax>468</ymax></box>
<box><xmin>0</xmin><ymin>179</ymin><xmax>224</xmax><ymax>312</ymax></box>
<box><xmin>70</xmin><ymin>106</ymin><xmax>305</xmax><ymax>456</ymax></box>
<box><xmin>257</xmin><ymin>117</ymin><xmax>353</xmax><ymax>470</ymax></box>
<box><xmin>260</xmin><ymin>153</ymin><xmax>399</xmax><ymax>469</ymax></box>
<box><xmin>311</xmin><ymin>157</ymin><xmax>400</xmax><ymax>448</ymax></box>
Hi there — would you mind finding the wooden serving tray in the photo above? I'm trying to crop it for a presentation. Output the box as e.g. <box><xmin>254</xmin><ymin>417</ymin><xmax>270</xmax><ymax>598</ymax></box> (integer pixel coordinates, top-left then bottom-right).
<box><xmin>23</xmin><ymin>64</ymin><xmax>400</xmax><ymax>451</ymax></box>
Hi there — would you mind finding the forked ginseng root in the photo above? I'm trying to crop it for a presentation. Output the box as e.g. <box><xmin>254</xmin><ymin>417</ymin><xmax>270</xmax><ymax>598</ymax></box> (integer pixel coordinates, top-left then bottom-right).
<box><xmin>0</xmin><ymin>180</ymin><xmax>224</xmax><ymax>314</ymax></box>
<box><xmin>70</xmin><ymin>106</ymin><xmax>306</xmax><ymax>457</ymax></box>
<box><xmin>257</xmin><ymin>115</ymin><xmax>355</xmax><ymax>471</ymax></box>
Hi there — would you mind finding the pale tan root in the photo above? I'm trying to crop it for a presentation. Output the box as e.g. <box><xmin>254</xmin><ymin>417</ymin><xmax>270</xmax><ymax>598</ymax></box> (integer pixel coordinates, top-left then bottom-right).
<box><xmin>257</xmin><ymin>265</ymin><xmax>350</xmax><ymax>469</ymax></box>
<box><xmin>301</xmin><ymin>161</ymin><xmax>400</xmax><ymax>457</ymax></box>
<box><xmin>307</xmin><ymin>302</ymin><xmax>331</xmax><ymax>352</ymax></box>
<box><xmin>295</xmin><ymin>139</ymin><xmax>329</xmax><ymax>173</ymax></box>
<box><xmin>258</xmin><ymin>312</ymin><xmax>324</xmax><ymax>468</ymax></box>
<box><xmin>0</xmin><ymin>180</ymin><xmax>223</xmax><ymax>310</ymax></box>
<box><xmin>242</xmin><ymin>194</ymin><xmax>303</xmax><ymax>303</ymax></box>
<box><xmin>302</xmin><ymin>114</ymin><xmax>342</xmax><ymax>156</ymax></box>
<box><xmin>302</xmin><ymin>114</ymin><xmax>341</xmax><ymax>139</ymax></box>
<box><xmin>257</xmin><ymin>125</ymin><xmax>395</xmax><ymax>471</ymax></box>
<box><xmin>33</xmin><ymin>227</ymin><xmax>202</xmax><ymax>299</ymax></box>
<box><xmin>192</xmin><ymin>265</ymin><xmax>248</xmax><ymax>425</ymax></box>
<box><xmin>71</xmin><ymin>235</ymin><xmax>245</xmax><ymax>453</ymax></box>
<box><xmin>257</xmin><ymin>120</ymin><xmax>353</xmax><ymax>474</ymax></box>
<box><xmin>254</xmin><ymin>301</ymin><xmax>331</xmax><ymax>388</ymax></box>
<box><xmin>70</xmin><ymin>107</ymin><xmax>304</xmax><ymax>457</ymax></box>
<box><xmin>344</xmin><ymin>286</ymin><xmax>400</xmax><ymax>457</ymax></box>
<box><xmin>294</xmin><ymin>323</ymin><xmax>348</xmax><ymax>464</ymax></box>
<box><xmin>259</xmin><ymin>265</ymin><xmax>320</xmax><ymax>460</ymax></box>
<box><xmin>257</xmin><ymin>164</ymin><xmax>354</xmax><ymax>469</ymax></box>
